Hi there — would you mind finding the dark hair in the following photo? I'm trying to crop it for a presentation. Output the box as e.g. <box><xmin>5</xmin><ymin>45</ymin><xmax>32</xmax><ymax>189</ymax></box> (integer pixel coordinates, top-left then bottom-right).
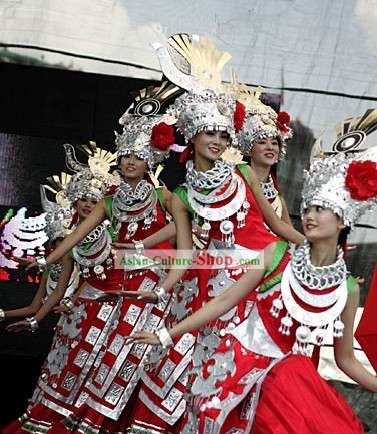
<box><xmin>339</xmin><ymin>225</ymin><xmax>351</xmax><ymax>247</ymax></box>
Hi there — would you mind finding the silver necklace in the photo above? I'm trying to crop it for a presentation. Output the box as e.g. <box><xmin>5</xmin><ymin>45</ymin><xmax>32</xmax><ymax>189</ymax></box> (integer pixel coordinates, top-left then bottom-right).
<box><xmin>112</xmin><ymin>180</ymin><xmax>157</xmax><ymax>237</ymax></box>
<box><xmin>280</xmin><ymin>262</ymin><xmax>348</xmax><ymax>326</ymax></box>
<box><xmin>72</xmin><ymin>224</ymin><xmax>113</xmax><ymax>280</ymax></box>
<box><xmin>189</xmin><ymin>175</ymin><xmax>238</xmax><ymax>204</ymax></box>
<box><xmin>186</xmin><ymin>162</ymin><xmax>250</xmax><ymax>245</ymax></box>
<box><xmin>112</xmin><ymin>180</ymin><xmax>153</xmax><ymax>210</ymax></box>
<box><xmin>72</xmin><ymin>233</ymin><xmax>112</xmax><ymax>268</ymax></box>
<box><xmin>271</xmin><ymin>241</ymin><xmax>348</xmax><ymax>356</ymax></box>
<box><xmin>77</xmin><ymin>223</ymin><xmax>106</xmax><ymax>246</ymax></box>
<box><xmin>260</xmin><ymin>175</ymin><xmax>278</xmax><ymax>200</ymax></box>
<box><xmin>290</xmin><ymin>239</ymin><xmax>346</xmax><ymax>289</ymax></box>
<box><xmin>188</xmin><ymin>174</ymin><xmax>247</xmax><ymax>221</ymax></box>
<box><xmin>185</xmin><ymin>159</ymin><xmax>232</xmax><ymax>190</ymax></box>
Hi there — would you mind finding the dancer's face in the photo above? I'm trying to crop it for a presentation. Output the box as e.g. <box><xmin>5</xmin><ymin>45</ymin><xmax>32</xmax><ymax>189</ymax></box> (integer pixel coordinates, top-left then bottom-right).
<box><xmin>74</xmin><ymin>196</ymin><xmax>98</xmax><ymax>220</ymax></box>
<box><xmin>191</xmin><ymin>129</ymin><xmax>230</xmax><ymax>163</ymax></box>
<box><xmin>250</xmin><ymin>137</ymin><xmax>280</xmax><ymax>167</ymax></box>
<box><xmin>119</xmin><ymin>154</ymin><xmax>148</xmax><ymax>181</ymax></box>
<box><xmin>301</xmin><ymin>205</ymin><xmax>346</xmax><ymax>242</ymax></box>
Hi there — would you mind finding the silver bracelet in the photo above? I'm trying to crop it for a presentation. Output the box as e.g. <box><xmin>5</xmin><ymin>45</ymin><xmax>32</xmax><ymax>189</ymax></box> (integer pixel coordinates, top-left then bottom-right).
<box><xmin>36</xmin><ymin>256</ymin><xmax>47</xmax><ymax>273</ymax></box>
<box><xmin>60</xmin><ymin>297</ymin><xmax>74</xmax><ymax>310</ymax></box>
<box><xmin>153</xmin><ymin>285</ymin><xmax>170</xmax><ymax>304</ymax></box>
<box><xmin>0</xmin><ymin>308</ymin><xmax>5</xmax><ymax>322</ymax></box>
<box><xmin>156</xmin><ymin>326</ymin><xmax>174</xmax><ymax>349</ymax></box>
<box><xmin>25</xmin><ymin>316</ymin><xmax>39</xmax><ymax>332</ymax></box>
<box><xmin>133</xmin><ymin>240</ymin><xmax>144</xmax><ymax>255</ymax></box>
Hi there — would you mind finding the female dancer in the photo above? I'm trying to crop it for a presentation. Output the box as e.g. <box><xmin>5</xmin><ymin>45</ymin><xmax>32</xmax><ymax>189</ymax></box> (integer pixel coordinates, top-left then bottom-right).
<box><xmin>128</xmin><ymin>147</ymin><xmax>377</xmax><ymax>433</ymax></box>
<box><xmin>235</xmin><ymin>84</ymin><xmax>293</xmax><ymax>225</ymax></box>
<box><xmin>49</xmin><ymin>89</ymin><xmax>181</xmax><ymax>433</ymax></box>
<box><xmin>119</xmin><ymin>33</ymin><xmax>304</xmax><ymax>434</ymax></box>
<box><xmin>3</xmin><ymin>143</ymin><xmax>120</xmax><ymax>433</ymax></box>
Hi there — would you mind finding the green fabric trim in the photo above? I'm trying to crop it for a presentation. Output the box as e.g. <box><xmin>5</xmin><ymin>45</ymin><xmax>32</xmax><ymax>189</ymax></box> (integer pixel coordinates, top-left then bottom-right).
<box><xmin>346</xmin><ymin>275</ymin><xmax>358</xmax><ymax>294</ymax></box>
<box><xmin>174</xmin><ymin>185</ymin><xmax>195</xmax><ymax>216</ymax></box>
<box><xmin>259</xmin><ymin>241</ymin><xmax>289</xmax><ymax>293</ymax></box>
<box><xmin>63</xmin><ymin>419</ymin><xmax>97</xmax><ymax>434</ymax></box>
<box><xmin>265</xmin><ymin>241</ymin><xmax>289</xmax><ymax>278</ymax></box>
<box><xmin>104</xmin><ymin>194</ymin><xmax>119</xmax><ymax>238</ymax></box>
<box><xmin>17</xmin><ymin>413</ymin><xmax>50</xmax><ymax>433</ymax></box>
<box><xmin>107</xmin><ymin>224</ymin><xmax>116</xmax><ymax>242</ymax></box>
<box><xmin>236</xmin><ymin>163</ymin><xmax>251</xmax><ymax>187</ymax></box>
<box><xmin>104</xmin><ymin>195</ymin><xmax>112</xmax><ymax>218</ymax></box>
<box><xmin>259</xmin><ymin>271</ymin><xmax>284</xmax><ymax>293</ymax></box>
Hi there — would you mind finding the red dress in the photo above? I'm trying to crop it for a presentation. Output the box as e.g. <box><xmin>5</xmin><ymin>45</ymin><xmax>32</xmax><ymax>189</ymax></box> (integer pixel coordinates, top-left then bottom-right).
<box><xmin>47</xmin><ymin>187</ymin><xmax>174</xmax><ymax>433</ymax></box>
<box><xmin>181</xmin><ymin>241</ymin><xmax>364</xmax><ymax>434</ymax></box>
<box><xmin>3</xmin><ymin>186</ymin><xmax>174</xmax><ymax>434</ymax></box>
<box><xmin>126</xmin><ymin>164</ymin><xmax>279</xmax><ymax>434</ymax></box>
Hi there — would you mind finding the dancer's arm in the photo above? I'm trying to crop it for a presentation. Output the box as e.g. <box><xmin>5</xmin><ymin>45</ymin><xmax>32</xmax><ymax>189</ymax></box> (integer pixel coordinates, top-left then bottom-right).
<box><xmin>281</xmin><ymin>197</ymin><xmax>294</xmax><ymax>226</ymax></box>
<box><xmin>100</xmin><ymin>192</ymin><xmax>192</xmax><ymax>303</ymax></box>
<box><xmin>334</xmin><ymin>285</ymin><xmax>377</xmax><ymax>393</ymax></box>
<box><xmin>162</xmin><ymin>187</ymin><xmax>173</xmax><ymax>214</ymax></box>
<box><xmin>247</xmin><ymin>166</ymin><xmax>304</xmax><ymax>244</ymax></box>
<box><xmin>6</xmin><ymin>253</ymin><xmax>74</xmax><ymax>332</ymax></box>
<box><xmin>53</xmin><ymin>281</ymin><xmax>86</xmax><ymax>314</ymax></box>
<box><xmin>126</xmin><ymin>241</ymin><xmax>276</xmax><ymax>345</ymax></box>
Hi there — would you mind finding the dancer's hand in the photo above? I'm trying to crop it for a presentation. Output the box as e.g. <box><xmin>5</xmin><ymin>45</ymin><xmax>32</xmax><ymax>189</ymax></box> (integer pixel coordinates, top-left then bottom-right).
<box><xmin>97</xmin><ymin>290</ymin><xmax>158</xmax><ymax>304</ymax></box>
<box><xmin>346</xmin><ymin>245</ymin><xmax>357</xmax><ymax>252</ymax></box>
<box><xmin>6</xmin><ymin>319</ymin><xmax>31</xmax><ymax>332</ymax></box>
<box><xmin>53</xmin><ymin>305</ymin><xmax>71</xmax><ymax>314</ymax></box>
<box><xmin>12</xmin><ymin>256</ymin><xmax>38</xmax><ymax>271</ymax></box>
<box><xmin>134</xmin><ymin>291</ymin><xmax>158</xmax><ymax>303</ymax></box>
<box><xmin>111</xmin><ymin>242</ymin><xmax>135</xmax><ymax>250</ymax></box>
<box><xmin>96</xmin><ymin>290</ymin><xmax>125</xmax><ymax>302</ymax></box>
<box><xmin>125</xmin><ymin>331</ymin><xmax>161</xmax><ymax>346</ymax></box>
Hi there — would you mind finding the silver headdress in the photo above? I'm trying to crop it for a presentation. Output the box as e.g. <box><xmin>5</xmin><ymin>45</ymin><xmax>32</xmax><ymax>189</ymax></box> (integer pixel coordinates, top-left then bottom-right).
<box><xmin>63</xmin><ymin>142</ymin><xmax>120</xmax><ymax>204</ymax></box>
<box><xmin>301</xmin><ymin>147</ymin><xmax>377</xmax><ymax>227</ymax></box>
<box><xmin>329</xmin><ymin>108</ymin><xmax>377</xmax><ymax>153</ymax></box>
<box><xmin>151</xmin><ymin>33</ymin><xmax>236</xmax><ymax>142</ymax></box>
<box><xmin>115</xmin><ymin>81</ymin><xmax>181</xmax><ymax>169</ymax></box>
<box><xmin>234</xmin><ymin>83</ymin><xmax>292</xmax><ymax>159</ymax></box>
<box><xmin>40</xmin><ymin>173</ymin><xmax>72</xmax><ymax>241</ymax></box>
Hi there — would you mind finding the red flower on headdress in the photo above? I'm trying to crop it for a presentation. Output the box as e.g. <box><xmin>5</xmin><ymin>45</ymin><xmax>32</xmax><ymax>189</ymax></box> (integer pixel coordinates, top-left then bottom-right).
<box><xmin>276</xmin><ymin>111</ymin><xmax>291</xmax><ymax>133</ymax></box>
<box><xmin>234</xmin><ymin>101</ymin><xmax>246</xmax><ymax>133</ymax></box>
<box><xmin>345</xmin><ymin>160</ymin><xmax>377</xmax><ymax>200</ymax></box>
<box><xmin>151</xmin><ymin>122</ymin><xmax>175</xmax><ymax>151</ymax></box>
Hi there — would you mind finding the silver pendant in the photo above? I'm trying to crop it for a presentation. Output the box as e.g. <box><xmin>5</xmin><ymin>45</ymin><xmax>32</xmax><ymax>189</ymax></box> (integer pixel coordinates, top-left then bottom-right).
<box><xmin>220</xmin><ymin>220</ymin><xmax>234</xmax><ymax>235</ymax></box>
<box><xmin>126</xmin><ymin>222</ymin><xmax>138</xmax><ymax>239</ymax></box>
